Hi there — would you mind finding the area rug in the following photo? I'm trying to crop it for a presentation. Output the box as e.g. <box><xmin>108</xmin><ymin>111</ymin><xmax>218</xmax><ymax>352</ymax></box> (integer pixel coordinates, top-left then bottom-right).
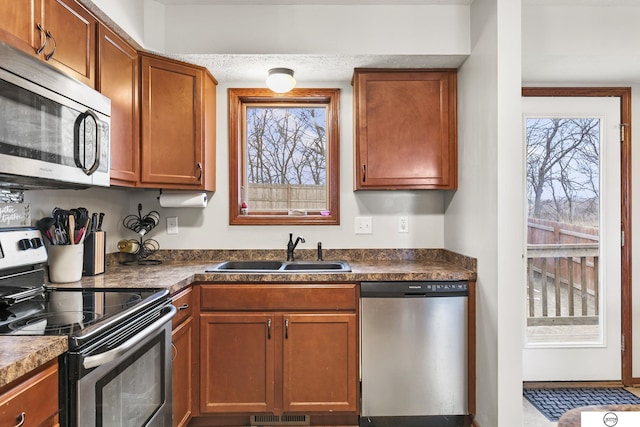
<box><xmin>523</xmin><ymin>387</ymin><xmax>640</xmax><ymax>421</ymax></box>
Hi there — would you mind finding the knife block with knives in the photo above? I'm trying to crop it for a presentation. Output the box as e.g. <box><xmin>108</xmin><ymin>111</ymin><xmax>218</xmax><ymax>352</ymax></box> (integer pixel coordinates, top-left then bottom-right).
<box><xmin>83</xmin><ymin>212</ymin><xmax>106</xmax><ymax>276</ymax></box>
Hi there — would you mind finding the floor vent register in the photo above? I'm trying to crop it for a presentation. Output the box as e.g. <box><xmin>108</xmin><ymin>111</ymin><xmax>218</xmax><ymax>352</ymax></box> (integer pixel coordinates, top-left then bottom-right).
<box><xmin>250</xmin><ymin>415</ymin><xmax>310</xmax><ymax>426</ymax></box>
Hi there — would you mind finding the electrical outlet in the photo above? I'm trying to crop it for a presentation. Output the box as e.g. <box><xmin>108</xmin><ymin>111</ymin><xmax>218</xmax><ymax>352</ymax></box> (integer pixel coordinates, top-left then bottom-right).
<box><xmin>398</xmin><ymin>216</ymin><xmax>409</xmax><ymax>233</ymax></box>
<box><xmin>166</xmin><ymin>217</ymin><xmax>179</xmax><ymax>234</ymax></box>
<box><xmin>355</xmin><ymin>216</ymin><xmax>372</xmax><ymax>234</ymax></box>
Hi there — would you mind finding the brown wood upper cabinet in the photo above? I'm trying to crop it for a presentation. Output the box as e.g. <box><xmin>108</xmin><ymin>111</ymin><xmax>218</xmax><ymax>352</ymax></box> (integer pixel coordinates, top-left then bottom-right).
<box><xmin>0</xmin><ymin>0</ymin><xmax>97</xmax><ymax>87</ymax></box>
<box><xmin>139</xmin><ymin>53</ymin><xmax>217</xmax><ymax>191</ymax></box>
<box><xmin>97</xmin><ymin>24</ymin><xmax>139</xmax><ymax>187</ymax></box>
<box><xmin>352</xmin><ymin>68</ymin><xmax>457</xmax><ymax>190</ymax></box>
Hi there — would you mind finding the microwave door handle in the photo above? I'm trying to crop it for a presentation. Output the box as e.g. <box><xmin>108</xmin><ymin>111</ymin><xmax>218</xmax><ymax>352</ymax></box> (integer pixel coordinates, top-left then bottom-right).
<box><xmin>82</xmin><ymin>305</ymin><xmax>176</xmax><ymax>370</ymax></box>
<box><xmin>74</xmin><ymin>110</ymin><xmax>101</xmax><ymax>176</ymax></box>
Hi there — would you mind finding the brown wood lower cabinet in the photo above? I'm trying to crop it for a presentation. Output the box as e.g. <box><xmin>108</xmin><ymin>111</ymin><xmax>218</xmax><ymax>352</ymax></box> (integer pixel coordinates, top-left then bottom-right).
<box><xmin>172</xmin><ymin>288</ymin><xmax>194</xmax><ymax>427</ymax></box>
<box><xmin>0</xmin><ymin>359</ymin><xmax>59</xmax><ymax>427</ymax></box>
<box><xmin>195</xmin><ymin>284</ymin><xmax>359</xmax><ymax>426</ymax></box>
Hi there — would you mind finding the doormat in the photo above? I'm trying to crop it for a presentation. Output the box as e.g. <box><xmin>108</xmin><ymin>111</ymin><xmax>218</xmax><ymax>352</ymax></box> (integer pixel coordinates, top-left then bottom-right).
<box><xmin>523</xmin><ymin>387</ymin><xmax>640</xmax><ymax>421</ymax></box>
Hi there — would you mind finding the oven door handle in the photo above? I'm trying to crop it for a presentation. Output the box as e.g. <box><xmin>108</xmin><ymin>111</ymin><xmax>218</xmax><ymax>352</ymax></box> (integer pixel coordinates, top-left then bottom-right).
<box><xmin>82</xmin><ymin>305</ymin><xmax>176</xmax><ymax>370</ymax></box>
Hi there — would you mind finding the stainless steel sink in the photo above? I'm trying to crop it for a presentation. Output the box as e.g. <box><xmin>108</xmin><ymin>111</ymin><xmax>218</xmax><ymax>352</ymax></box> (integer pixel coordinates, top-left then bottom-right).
<box><xmin>281</xmin><ymin>261</ymin><xmax>350</xmax><ymax>271</ymax></box>
<box><xmin>206</xmin><ymin>260</ymin><xmax>351</xmax><ymax>273</ymax></box>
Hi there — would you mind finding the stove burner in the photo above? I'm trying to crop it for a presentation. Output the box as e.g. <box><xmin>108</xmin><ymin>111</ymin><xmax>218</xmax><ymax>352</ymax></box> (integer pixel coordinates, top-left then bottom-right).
<box><xmin>8</xmin><ymin>311</ymin><xmax>103</xmax><ymax>335</ymax></box>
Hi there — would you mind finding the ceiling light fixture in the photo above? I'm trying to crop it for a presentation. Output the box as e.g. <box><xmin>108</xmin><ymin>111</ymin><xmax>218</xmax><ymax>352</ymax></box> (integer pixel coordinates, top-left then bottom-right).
<box><xmin>266</xmin><ymin>68</ymin><xmax>296</xmax><ymax>93</ymax></box>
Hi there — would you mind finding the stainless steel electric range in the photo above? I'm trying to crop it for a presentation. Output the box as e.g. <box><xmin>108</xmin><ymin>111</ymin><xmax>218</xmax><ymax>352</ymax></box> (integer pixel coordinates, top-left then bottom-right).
<box><xmin>0</xmin><ymin>227</ymin><xmax>175</xmax><ymax>427</ymax></box>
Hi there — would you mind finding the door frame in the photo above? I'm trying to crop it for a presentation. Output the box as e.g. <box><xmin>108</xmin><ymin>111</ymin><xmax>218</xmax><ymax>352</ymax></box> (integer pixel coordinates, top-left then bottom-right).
<box><xmin>522</xmin><ymin>87</ymin><xmax>632</xmax><ymax>385</ymax></box>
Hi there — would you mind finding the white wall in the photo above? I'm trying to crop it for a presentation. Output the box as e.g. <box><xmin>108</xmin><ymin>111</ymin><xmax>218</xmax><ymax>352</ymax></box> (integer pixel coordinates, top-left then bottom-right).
<box><xmin>161</xmin><ymin>4</ymin><xmax>469</xmax><ymax>55</ymax></box>
<box><xmin>23</xmin><ymin>1</ymin><xmax>476</xmax><ymax>252</ymax></box>
<box><xmin>445</xmin><ymin>0</ymin><xmax>523</xmax><ymax>425</ymax></box>
<box><xmin>23</xmin><ymin>81</ymin><xmax>447</xmax><ymax>252</ymax></box>
<box><xmin>89</xmin><ymin>0</ymin><xmax>146</xmax><ymax>46</ymax></box>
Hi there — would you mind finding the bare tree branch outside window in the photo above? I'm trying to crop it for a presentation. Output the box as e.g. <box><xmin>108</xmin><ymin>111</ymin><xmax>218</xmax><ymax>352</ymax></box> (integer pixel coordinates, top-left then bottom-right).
<box><xmin>526</xmin><ymin>117</ymin><xmax>600</xmax><ymax>225</ymax></box>
<box><xmin>246</xmin><ymin>107</ymin><xmax>326</xmax><ymax>187</ymax></box>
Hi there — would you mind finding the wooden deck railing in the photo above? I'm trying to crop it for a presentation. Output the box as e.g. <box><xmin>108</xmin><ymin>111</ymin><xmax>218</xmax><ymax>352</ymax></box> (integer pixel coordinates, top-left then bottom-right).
<box><xmin>526</xmin><ymin>243</ymin><xmax>599</xmax><ymax>326</ymax></box>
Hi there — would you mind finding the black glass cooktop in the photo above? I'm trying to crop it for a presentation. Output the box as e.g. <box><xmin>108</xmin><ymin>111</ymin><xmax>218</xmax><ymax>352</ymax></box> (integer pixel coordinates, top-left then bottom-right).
<box><xmin>0</xmin><ymin>288</ymin><xmax>164</xmax><ymax>338</ymax></box>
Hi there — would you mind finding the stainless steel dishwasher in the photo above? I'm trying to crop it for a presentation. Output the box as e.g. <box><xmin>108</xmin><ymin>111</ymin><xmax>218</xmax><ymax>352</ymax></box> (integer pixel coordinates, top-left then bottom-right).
<box><xmin>360</xmin><ymin>281</ymin><xmax>469</xmax><ymax>427</ymax></box>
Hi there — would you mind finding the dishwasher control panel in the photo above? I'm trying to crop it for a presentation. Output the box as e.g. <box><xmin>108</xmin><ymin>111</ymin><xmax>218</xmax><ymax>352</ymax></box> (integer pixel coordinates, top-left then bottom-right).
<box><xmin>360</xmin><ymin>281</ymin><xmax>468</xmax><ymax>297</ymax></box>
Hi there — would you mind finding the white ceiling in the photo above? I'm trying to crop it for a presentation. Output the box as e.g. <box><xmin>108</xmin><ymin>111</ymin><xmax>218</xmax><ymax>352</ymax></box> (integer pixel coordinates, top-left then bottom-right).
<box><xmin>166</xmin><ymin>53</ymin><xmax>468</xmax><ymax>83</ymax></box>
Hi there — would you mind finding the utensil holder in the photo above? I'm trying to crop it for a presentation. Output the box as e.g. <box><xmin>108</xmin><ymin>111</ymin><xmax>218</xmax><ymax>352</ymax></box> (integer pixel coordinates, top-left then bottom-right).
<box><xmin>83</xmin><ymin>231</ymin><xmax>106</xmax><ymax>276</ymax></box>
<box><xmin>48</xmin><ymin>244</ymin><xmax>85</xmax><ymax>283</ymax></box>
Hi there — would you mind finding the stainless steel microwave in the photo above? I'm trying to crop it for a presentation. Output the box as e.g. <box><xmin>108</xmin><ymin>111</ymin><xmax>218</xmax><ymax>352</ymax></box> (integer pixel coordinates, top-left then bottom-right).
<box><xmin>0</xmin><ymin>41</ymin><xmax>110</xmax><ymax>189</ymax></box>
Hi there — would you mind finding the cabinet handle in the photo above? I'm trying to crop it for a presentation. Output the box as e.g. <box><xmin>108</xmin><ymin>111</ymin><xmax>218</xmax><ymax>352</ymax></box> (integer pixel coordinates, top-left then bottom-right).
<box><xmin>178</xmin><ymin>303</ymin><xmax>189</xmax><ymax>311</ymax></box>
<box><xmin>35</xmin><ymin>24</ymin><xmax>47</xmax><ymax>55</ymax></box>
<box><xmin>362</xmin><ymin>164</ymin><xmax>366</xmax><ymax>182</ymax></box>
<box><xmin>14</xmin><ymin>412</ymin><xmax>25</xmax><ymax>427</ymax></box>
<box><xmin>196</xmin><ymin>162</ymin><xmax>202</xmax><ymax>181</ymax></box>
<box><xmin>285</xmin><ymin>319</ymin><xmax>289</xmax><ymax>339</ymax></box>
<box><xmin>267</xmin><ymin>319</ymin><xmax>271</xmax><ymax>339</ymax></box>
<box><xmin>44</xmin><ymin>31</ymin><xmax>56</xmax><ymax>61</ymax></box>
<box><xmin>171</xmin><ymin>343</ymin><xmax>177</xmax><ymax>361</ymax></box>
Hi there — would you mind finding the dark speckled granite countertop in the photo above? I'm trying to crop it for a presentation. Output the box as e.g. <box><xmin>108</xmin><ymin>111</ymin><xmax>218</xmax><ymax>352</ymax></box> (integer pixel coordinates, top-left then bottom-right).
<box><xmin>69</xmin><ymin>248</ymin><xmax>477</xmax><ymax>294</ymax></box>
<box><xmin>0</xmin><ymin>336</ymin><xmax>68</xmax><ymax>389</ymax></box>
<box><xmin>0</xmin><ymin>248</ymin><xmax>475</xmax><ymax>387</ymax></box>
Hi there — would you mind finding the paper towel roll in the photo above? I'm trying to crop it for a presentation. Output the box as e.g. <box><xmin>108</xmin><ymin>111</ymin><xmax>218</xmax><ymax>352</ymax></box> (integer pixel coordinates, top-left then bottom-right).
<box><xmin>159</xmin><ymin>192</ymin><xmax>208</xmax><ymax>208</ymax></box>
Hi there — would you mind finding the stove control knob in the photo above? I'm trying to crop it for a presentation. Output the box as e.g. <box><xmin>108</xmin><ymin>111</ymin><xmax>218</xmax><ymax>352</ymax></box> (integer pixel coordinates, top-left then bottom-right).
<box><xmin>30</xmin><ymin>237</ymin><xmax>44</xmax><ymax>248</ymax></box>
<box><xmin>18</xmin><ymin>238</ymin><xmax>33</xmax><ymax>250</ymax></box>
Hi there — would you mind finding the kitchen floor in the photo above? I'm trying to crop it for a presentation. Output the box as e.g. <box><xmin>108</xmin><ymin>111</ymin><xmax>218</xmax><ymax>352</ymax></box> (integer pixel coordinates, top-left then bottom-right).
<box><xmin>522</xmin><ymin>386</ymin><xmax>640</xmax><ymax>426</ymax></box>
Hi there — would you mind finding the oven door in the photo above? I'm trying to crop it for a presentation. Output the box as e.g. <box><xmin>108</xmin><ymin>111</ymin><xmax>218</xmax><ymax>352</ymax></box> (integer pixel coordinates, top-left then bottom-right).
<box><xmin>74</xmin><ymin>305</ymin><xmax>175</xmax><ymax>427</ymax></box>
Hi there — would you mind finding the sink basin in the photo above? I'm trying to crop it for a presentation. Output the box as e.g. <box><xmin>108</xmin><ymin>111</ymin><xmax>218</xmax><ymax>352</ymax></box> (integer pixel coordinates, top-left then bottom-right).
<box><xmin>281</xmin><ymin>261</ymin><xmax>351</xmax><ymax>271</ymax></box>
<box><xmin>206</xmin><ymin>260</ymin><xmax>351</xmax><ymax>273</ymax></box>
<box><xmin>208</xmin><ymin>260</ymin><xmax>285</xmax><ymax>271</ymax></box>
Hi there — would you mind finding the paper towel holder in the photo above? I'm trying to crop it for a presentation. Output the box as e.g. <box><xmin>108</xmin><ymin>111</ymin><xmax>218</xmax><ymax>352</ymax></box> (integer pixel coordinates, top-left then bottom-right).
<box><xmin>157</xmin><ymin>189</ymin><xmax>208</xmax><ymax>208</ymax></box>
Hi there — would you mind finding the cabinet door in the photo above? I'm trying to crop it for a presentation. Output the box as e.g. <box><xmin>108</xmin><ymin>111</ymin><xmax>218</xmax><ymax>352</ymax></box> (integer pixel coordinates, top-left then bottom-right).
<box><xmin>282</xmin><ymin>313</ymin><xmax>358</xmax><ymax>413</ymax></box>
<box><xmin>0</xmin><ymin>360</ymin><xmax>59</xmax><ymax>426</ymax></box>
<box><xmin>172</xmin><ymin>316</ymin><xmax>193</xmax><ymax>427</ymax></box>
<box><xmin>199</xmin><ymin>313</ymin><xmax>276</xmax><ymax>413</ymax></box>
<box><xmin>140</xmin><ymin>55</ymin><xmax>204</xmax><ymax>188</ymax></box>
<box><xmin>40</xmin><ymin>0</ymin><xmax>96</xmax><ymax>86</ymax></box>
<box><xmin>97</xmin><ymin>24</ymin><xmax>139</xmax><ymax>187</ymax></box>
<box><xmin>0</xmin><ymin>0</ymin><xmax>42</xmax><ymax>56</ymax></box>
<box><xmin>354</xmin><ymin>69</ymin><xmax>457</xmax><ymax>190</ymax></box>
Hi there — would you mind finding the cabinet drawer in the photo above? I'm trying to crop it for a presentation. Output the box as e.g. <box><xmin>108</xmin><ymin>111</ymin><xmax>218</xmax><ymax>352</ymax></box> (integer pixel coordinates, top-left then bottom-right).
<box><xmin>200</xmin><ymin>284</ymin><xmax>357</xmax><ymax>311</ymax></box>
<box><xmin>172</xmin><ymin>287</ymin><xmax>193</xmax><ymax>327</ymax></box>
<box><xmin>0</xmin><ymin>361</ymin><xmax>58</xmax><ymax>426</ymax></box>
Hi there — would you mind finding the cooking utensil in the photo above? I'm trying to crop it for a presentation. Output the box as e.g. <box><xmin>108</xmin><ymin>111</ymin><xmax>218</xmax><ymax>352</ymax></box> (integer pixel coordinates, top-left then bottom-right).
<box><xmin>68</xmin><ymin>215</ymin><xmax>75</xmax><ymax>245</ymax></box>
<box><xmin>97</xmin><ymin>213</ymin><xmax>105</xmax><ymax>231</ymax></box>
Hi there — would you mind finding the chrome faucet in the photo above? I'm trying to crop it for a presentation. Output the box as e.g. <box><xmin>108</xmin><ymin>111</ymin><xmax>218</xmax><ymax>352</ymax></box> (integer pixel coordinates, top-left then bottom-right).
<box><xmin>286</xmin><ymin>233</ymin><xmax>305</xmax><ymax>261</ymax></box>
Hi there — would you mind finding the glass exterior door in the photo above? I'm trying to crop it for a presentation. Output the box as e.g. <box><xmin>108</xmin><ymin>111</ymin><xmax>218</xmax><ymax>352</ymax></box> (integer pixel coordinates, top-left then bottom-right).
<box><xmin>522</xmin><ymin>96</ymin><xmax>621</xmax><ymax>381</ymax></box>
